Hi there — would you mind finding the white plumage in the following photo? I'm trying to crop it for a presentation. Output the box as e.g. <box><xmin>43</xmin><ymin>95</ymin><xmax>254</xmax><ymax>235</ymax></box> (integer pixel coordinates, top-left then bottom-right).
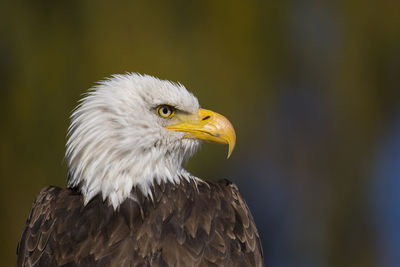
<box><xmin>66</xmin><ymin>73</ymin><xmax>201</xmax><ymax>208</ymax></box>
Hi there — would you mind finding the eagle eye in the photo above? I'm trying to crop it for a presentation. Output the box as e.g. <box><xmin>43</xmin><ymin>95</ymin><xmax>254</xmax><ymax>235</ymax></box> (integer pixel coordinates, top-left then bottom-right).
<box><xmin>156</xmin><ymin>105</ymin><xmax>175</xmax><ymax>119</ymax></box>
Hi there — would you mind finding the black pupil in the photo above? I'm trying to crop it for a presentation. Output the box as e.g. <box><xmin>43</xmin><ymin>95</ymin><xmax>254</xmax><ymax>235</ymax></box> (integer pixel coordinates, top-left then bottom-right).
<box><xmin>162</xmin><ymin>107</ymin><xmax>169</xmax><ymax>114</ymax></box>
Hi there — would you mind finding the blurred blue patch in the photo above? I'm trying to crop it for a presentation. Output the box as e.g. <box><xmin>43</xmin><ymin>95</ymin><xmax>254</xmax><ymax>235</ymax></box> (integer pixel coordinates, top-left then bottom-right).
<box><xmin>372</xmin><ymin>111</ymin><xmax>400</xmax><ymax>267</ymax></box>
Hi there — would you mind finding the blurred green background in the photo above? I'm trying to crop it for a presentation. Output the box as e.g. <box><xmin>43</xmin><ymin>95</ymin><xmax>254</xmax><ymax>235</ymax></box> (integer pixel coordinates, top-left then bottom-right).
<box><xmin>1</xmin><ymin>1</ymin><xmax>400</xmax><ymax>266</ymax></box>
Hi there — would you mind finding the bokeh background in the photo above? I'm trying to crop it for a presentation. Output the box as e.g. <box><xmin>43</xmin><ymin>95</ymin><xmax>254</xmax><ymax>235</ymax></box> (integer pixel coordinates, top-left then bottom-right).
<box><xmin>1</xmin><ymin>1</ymin><xmax>400</xmax><ymax>266</ymax></box>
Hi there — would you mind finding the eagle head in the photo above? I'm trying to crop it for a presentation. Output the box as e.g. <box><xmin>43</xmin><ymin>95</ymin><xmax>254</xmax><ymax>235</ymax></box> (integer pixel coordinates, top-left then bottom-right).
<box><xmin>66</xmin><ymin>73</ymin><xmax>235</xmax><ymax>208</ymax></box>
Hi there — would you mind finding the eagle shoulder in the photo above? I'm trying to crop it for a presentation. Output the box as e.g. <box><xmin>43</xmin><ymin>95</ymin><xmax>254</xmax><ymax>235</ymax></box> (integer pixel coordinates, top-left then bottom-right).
<box><xmin>17</xmin><ymin>185</ymin><xmax>145</xmax><ymax>267</ymax></box>
<box><xmin>214</xmin><ymin>179</ymin><xmax>264</xmax><ymax>267</ymax></box>
<box><xmin>16</xmin><ymin>186</ymin><xmax>62</xmax><ymax>267</ymax></box>
<box><xmin>153</xmin><ymin>178</ymin><xmax>264</xmax><ymax>267</ymax></box>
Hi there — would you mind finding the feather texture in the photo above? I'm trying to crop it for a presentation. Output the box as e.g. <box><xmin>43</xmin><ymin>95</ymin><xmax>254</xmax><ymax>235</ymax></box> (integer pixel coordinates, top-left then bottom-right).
<box><xmin>17</xmin><ymin>178</ymin><xmax>263</xmax><ymax>267</ymax></box>
<box><xmin>65</xmin><ymin>74</ymin><xmax>201</xmax><ymax>208</ymax></box>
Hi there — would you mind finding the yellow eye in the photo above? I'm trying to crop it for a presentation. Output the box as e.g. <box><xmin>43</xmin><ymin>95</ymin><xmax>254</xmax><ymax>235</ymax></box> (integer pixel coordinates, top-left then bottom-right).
<box><xmin>156</xmin><ymin>105</ymin><xmax>175</xmax><ymax>118</ymax></box>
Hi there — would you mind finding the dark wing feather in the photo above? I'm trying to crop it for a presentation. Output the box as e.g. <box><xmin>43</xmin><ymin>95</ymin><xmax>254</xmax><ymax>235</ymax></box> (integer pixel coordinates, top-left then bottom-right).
<box><xmin>145</xmin><ymin>178</ymin><xmax>264</xmax><ymax>267</ymax></box>
<box><xmin>17</xmin><ymin>186</ymin><xmax>144</xmax><ymax>267</ymax></box>
<box><xmin>17</xmin><ymin>186</ymin><xmax>61</xmax><ymax>267</ymax></box>
<box><xmin>17</xmin><ymin>179</ymin><xmax>263</xmax><ymax>267</ymax></box>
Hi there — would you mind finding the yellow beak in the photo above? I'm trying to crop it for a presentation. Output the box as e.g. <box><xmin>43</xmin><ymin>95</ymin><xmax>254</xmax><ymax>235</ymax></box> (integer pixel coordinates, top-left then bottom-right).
<box><xmin>166</xmin><ymin>108</ymin><xmax>236</xmax><ymax>158</ymax></box>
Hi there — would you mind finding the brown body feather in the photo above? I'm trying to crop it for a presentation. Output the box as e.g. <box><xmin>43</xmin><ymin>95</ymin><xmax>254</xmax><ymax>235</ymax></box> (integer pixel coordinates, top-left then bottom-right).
<box><xmin>17</xmin><ymin>178</ymin><xmax>263</xmax><ymax>267</ymax></box>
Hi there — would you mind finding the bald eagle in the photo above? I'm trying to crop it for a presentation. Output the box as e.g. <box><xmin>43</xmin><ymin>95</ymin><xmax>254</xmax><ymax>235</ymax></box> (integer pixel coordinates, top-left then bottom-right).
<box><xmin>17</xmin><ymin>74</ymin><xmax>263</xmax><ymax>267</ymax></box>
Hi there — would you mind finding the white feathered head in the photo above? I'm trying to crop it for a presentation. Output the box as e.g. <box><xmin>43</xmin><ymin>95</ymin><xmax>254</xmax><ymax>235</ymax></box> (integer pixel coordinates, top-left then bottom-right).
<box><xmin>66</xmin><ymin>73</ymin><xmax>235</xmax><ymax>208</ymax></box>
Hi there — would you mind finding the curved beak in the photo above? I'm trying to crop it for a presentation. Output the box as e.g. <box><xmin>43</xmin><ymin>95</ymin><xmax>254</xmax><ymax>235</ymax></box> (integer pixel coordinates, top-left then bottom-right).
<box><xmin>166</xmin><ymin>108</ymin><xmax>236</xmax><ymax>158</ymax></box>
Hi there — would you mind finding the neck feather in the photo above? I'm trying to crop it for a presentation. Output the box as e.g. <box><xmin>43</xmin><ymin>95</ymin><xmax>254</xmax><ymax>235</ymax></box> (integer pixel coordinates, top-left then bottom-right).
<box><xmin>67</xmin><ymin>162</ymin><xmax>195</xmax><ymax>209</ymax></box>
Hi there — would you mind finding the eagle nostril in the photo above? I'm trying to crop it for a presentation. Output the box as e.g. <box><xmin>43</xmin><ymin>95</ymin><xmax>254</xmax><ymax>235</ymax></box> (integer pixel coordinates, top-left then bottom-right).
<box><xmin>202</xmin><ymin>115</ymin><xmax>210</xmax><ymax>121</ymax></box>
